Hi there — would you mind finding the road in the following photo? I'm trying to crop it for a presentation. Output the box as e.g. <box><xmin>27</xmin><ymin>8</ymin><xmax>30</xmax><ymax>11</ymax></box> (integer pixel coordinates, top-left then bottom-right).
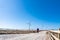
<box><xmin>0</xmin><ymin>31</ymin><xmax>50</xmax><ymax>40</ymax></box>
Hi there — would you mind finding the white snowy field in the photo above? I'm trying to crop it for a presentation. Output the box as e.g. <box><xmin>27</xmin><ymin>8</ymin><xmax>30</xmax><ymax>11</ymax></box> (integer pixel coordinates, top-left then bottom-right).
<box><xmin>0</xmin><ymin>31</ymin><xmax>49</xmax><ymax>40</ymax></box>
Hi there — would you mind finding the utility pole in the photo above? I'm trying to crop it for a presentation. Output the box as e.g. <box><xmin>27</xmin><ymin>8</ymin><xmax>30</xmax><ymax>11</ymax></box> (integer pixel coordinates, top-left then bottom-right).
<box><xmin>29</xmin><ymin>22</ymin><xmax>31</xmax><ymax>31</ymax></box>
<box><xmin>28</xmin><ymin>22</ymin><xmax>31</xmax><ymax>31</ymax></box>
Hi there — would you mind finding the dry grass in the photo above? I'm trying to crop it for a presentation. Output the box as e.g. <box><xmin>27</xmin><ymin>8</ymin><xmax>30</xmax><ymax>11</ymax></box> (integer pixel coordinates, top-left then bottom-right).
<box><xmin>0</xmin><ymin>30</ymin><xmax>37</xmax><ymax>34</ymax></box>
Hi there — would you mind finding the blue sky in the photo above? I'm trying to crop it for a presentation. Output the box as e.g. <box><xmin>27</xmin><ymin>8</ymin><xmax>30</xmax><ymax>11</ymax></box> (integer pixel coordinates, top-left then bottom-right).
<box><xmin>0</xmin><ymin>0</ymin><xmax>60</xmax><ymax>30</ymax></box>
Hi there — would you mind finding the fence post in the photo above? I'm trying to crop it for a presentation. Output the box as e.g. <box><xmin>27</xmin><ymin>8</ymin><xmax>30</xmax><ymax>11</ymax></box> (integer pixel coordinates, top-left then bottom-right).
<box><xmin>59</xmin><ymin>28</ymin><xmax>60</xmax><ymax>39</ymax></box>
<box><xmin>58</xmin><ymin>28</ymin><xmax>60</xmax><ymax>40</ymax></box>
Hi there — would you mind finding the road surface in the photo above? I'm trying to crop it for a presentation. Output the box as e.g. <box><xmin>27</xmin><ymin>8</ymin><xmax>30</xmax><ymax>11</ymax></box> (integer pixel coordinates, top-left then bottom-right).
<box><xmin>0</xmin><ymin>31</ymin><xmax>50</xmax><ymax>40</ymax></box>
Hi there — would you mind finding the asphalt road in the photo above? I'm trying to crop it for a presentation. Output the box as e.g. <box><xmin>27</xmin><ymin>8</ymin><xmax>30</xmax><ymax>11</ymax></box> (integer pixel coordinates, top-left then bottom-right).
<box><xmin>0</xmin><ymin>31</ymin><xmax>49</xmax><ymax>40</ymax></box>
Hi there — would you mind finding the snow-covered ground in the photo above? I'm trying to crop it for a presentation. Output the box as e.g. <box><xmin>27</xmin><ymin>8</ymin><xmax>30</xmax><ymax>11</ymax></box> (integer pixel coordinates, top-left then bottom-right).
<box><xmin>0</xmin><ymin>31</ymin><xmax>49</xmax><ymax>40</ymax></box>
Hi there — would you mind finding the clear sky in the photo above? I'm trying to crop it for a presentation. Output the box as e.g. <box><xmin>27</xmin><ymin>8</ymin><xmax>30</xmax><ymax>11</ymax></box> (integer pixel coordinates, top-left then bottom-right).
<box><xmin>0</xmin><ymin>0</ymin><xmax>60</xmax><ymax>30</ymax></box>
